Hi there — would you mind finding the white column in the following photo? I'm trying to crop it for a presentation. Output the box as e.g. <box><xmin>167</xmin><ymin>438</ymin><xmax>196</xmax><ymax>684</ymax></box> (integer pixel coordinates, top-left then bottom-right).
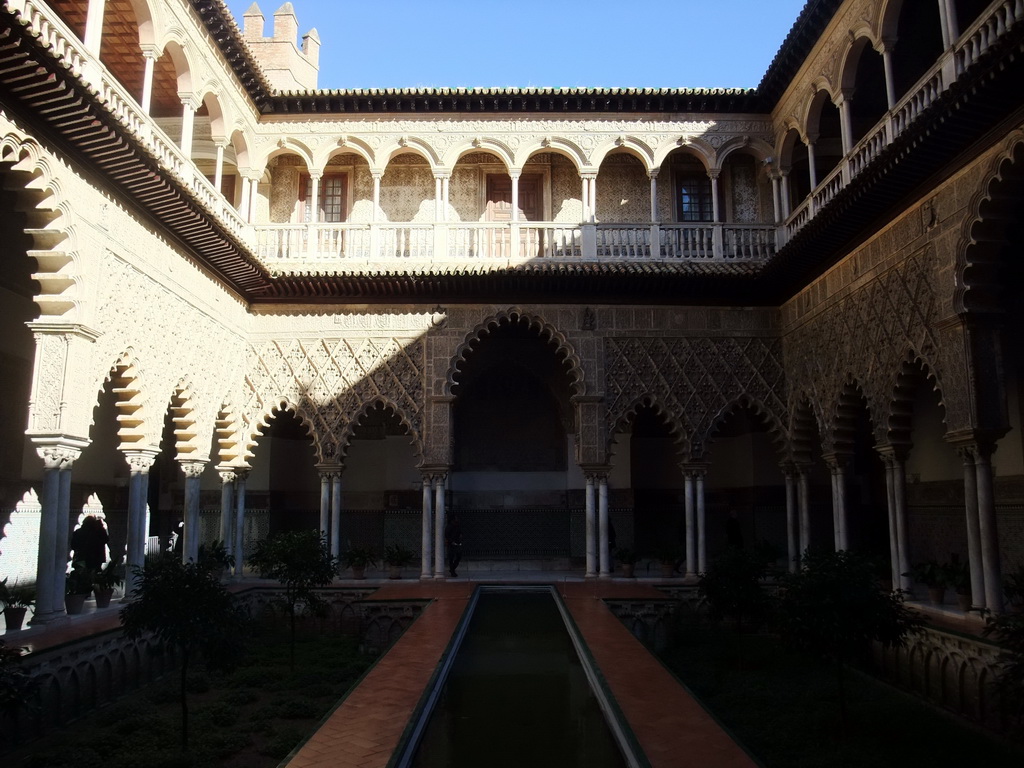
<box><xmin>598</xmin><ymin>475</ymin><xmax>610</xmax><ymax>577</ymax></box>
<box><xmin>123</xmin><ymin>451</ymin><xmax>155</xmax><ymax>599</ymax></box>
<box><xmin>318</xmin><ymin>469</ymin><xmax>331</xmax><ymax>538</ymax></box>
<box><xmin>247</xmin><ymin>177</ymin><xmax>260</xmax><ymax>223</ymax></box>
<box><xmin>180</xmin><ymin>461</ymin><xmax>206</xmax><ymax>564</ymax></box>
<box><xmin>433</xmin><ymin>475</ymin><xmax>447</xmax><ymax>579</ymax></box>
<box><xmin>140</xmin><ymin>49</ymin><xmax>157</xmax><ymax>114</ymax></box>
<box><xmin>588</xmin><ymin>177</ymin><xmax>598</xmax><ymax>222</ymax></box>
<box><xmin>807</xmin><ymin>141</ymin><xmax>819</xmax><ymax>190</ymax></box>
<box><xmin>649</xmin><ymin>171</ymin><xmax>658</xmax><ymax>222</ymax></box>
<box><xmin>233</xmin><ymin>470</ymin><xmax>248</xmax><ymax>577</ymax></box>
<box><xmin>975</xmin><ymin>446</ymin><xmax>1002</xmax><ymax>612</ymax></box>
<box><xmin>218</xmin><ymin>468</ymin><xmax>235</xmax><ymax>551</ymax></box>
<box><xmin>798</xmin><ymin>469</ymin><xmax>810</xmax><ymax>554</ymax></box>
<box><xmin>434</xmin><ymin>175</ymin><xmax>443</xmax><ymax>221</ymax></box>
<box><xmin>771</xmin><ymin>173</ymin><xmax>782</xmax><ymax>224</ymax></box>
<box><xmin>881</xmin><ymin>45</ymin><xmax>897</xmax><ymax>110</ymax></box>
<box><xmin>939</xmin><ymin>0</ymin><xmax>957</xmax><ymax>48</ymax></box>
<box><xmin>780</xmin><ymin>171</ymin><xmax>792</xmax><ymax>219</ymax></box>
<box><xmin>179</xmin><ymin>99</ymin><xmax>197</xmax><ymax>160</ymax></box>
<box><xmin>784</xmin><ymin>466</ymin><xmax>798</xmax><ymax>573</ymax></box>
<box><xmin>959</xmin><ymin>447</ymin><xmax>985</xmax><ymax>608</ymax></box>
<box><xmin>31</xmin><ymin>449</ymin><xmax>65</xmax><ymax>623</ymax></box>
<box><xmin>684</xmin><ymin>471</ymin><xmax>695</xmax><ymax>578</ymax></box>
<box><xmin>421</xmin><ymin>475</ymin><xmax>434</xmax><ymax>579</ymax></box>
<box><xmin>331</xmin><ymin>473</ymin><xmax>342</xmax><ymax>558</ymax></box>
<box><xmin>53</xmin><ymin>457</ymin><xmax>75</xmax><ymax>614</ymax></box>
<box><xmin>829</xmin><ymin>464</ymin><xmax>841</xmax><ymax>550</ymax></box>
<box><xmin>710</xmin><ymin>171</ymin><xmax>720</xmax><ymax>222</ymax></box>
<box><xmin>883</xmin><ymin>456</ymin><xmax>900</xmax><ymax>587</ymax></box>
<box><xmin>581</xmin><ymin>176</ymin><xmax>590</xmax><ymax>220</ymax></box>
<box><xmin>695</xmin><ymin>470</ymin><xmax>707</xmax><ymax>574</ymax></box>
<box><xmin>441</xmin><ymin>176</ymin><xmax>450</xmax><ymax>221</ymax></box>
<box><xmin>585</xmin><ymin>474</ymin><xmax>597</xmax><ymax>578</ymax></box>
<box><xmin>308</xmin><ymin>171</ymin><xmax>321</xmax><ymax>224</ymax></box>
<box><xmin>372</xmin><ymin>172</ymin><xmax>382</xmax><ymax>221</ymax></box>
<box><xmin>892</xmin><ymin>454</ymin><xmax>912</xmax><ymax>591</ymax></box>
<box><xmin>510</xmin><ymin>173</ymin><xmax>520</xmax><ymax>223</ymax></box>
<box><xmin>84</xmin><ymin>0</ymin><xmax>106</xmax><ymax>56</ymax></box>
<box><xmin>837</xmin><ymin>94</ymin><xmax>853</xmax><ymax>155</ymax></box>
<box><xmin>214</xmin><ymin>143</ymin><xmax>226</xmax><ymax>195</ymax></box>
<box><xmin>240</xmin><ymin>174</ymin><xmax>252</xmax><ymax>220</ymax></box>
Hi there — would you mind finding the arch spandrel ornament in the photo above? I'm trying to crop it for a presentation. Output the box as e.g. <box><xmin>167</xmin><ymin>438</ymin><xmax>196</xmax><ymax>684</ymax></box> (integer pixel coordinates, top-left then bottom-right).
<box><xmin>337</xmin><ymin>397</ymin><xmax>424</xmax><ymax>466</ymax></box>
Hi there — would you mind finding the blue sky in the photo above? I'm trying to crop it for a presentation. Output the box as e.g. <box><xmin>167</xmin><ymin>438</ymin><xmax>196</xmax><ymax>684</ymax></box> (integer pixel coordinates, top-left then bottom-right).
<box><xmin>226</xmin><ymin>1</ymin><xmax>809</xmax><ymax>90</ymax></box>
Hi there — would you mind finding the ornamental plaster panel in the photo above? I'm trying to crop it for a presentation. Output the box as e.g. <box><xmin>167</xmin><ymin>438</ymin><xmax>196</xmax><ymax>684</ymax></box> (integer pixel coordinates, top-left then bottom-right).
<box><xmin>604</xmin><ymin>336</ymin><xmax>788</xmax><ymax>459</ymax></box>
<box><xmin>783</xmin><ymin>251</ymin><xmax>952</xmax><ymax>450</ymax></box>
<box><xmin>240</xmin><ymin>335</ymin><xmax>425</xmax><ymax>464</ymax></box>
<box><xmin>551</xmin><ymin>155</ymin><xmax>583</xmax><ymax>222</ymax></box>
<box><xmin>595</xmin><ymin>155</ymin><xmax>649</xmax><ymax>223</ymax></box>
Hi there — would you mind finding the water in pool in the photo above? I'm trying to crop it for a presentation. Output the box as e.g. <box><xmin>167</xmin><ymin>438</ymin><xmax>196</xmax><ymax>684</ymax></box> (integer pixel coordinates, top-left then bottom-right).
<box><xmin>411</xmin><ymin>590</ymin><xmax>628</xmax><ymax>768</ymax></box>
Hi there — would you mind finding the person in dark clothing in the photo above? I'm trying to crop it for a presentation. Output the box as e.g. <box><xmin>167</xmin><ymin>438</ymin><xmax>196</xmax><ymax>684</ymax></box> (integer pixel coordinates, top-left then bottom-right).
<box><xmin>445</xmin><ymin>514</ymin><xmax>463</xmax><ymax>577</ymax></box>
<box><xmin>70</xmin><ymin>515</ymin><xmax>108</xmax><ymax>572</ymax></box>
<box><xmin>726</xmin><ymin>509</ymin><xmax>744</xmax><ymax>549</ymax></box>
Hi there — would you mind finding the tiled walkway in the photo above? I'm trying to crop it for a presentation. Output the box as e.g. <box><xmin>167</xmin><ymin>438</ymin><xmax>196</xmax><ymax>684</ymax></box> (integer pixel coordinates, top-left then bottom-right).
<box><xmin>284</xmin><ymin>577</ymin><xmax>757</xmax><ymax>768</ymax></box>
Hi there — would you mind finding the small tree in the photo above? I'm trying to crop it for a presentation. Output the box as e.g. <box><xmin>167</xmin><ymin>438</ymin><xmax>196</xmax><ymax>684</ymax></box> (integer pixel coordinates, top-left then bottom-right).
<box><xmin>698</xmin><ymin>545</ymin><xmax>774</xmax><ymax>631</ymax></box>
<box><xmin>248</xmin><ymin>529</ymin><xmax>339</xmax><ymax>669</ymax></box>
<box><xmin>120</xmin><ymin>553</ymin><xmax>247</xmax><ymax>750</ymax></box>
<box><xmin>984</xmin><ymin>611</ymin><xmax>1024</xmax><ymax>734</ymax></box>
<box><xmin>776</xmin><ymin>549</ymin><xmax>922</xmax><ymax>726</ymax></box>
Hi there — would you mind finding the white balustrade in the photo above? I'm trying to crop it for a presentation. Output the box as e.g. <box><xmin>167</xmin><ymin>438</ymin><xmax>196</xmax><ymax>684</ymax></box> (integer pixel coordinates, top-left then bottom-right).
<box><xmin>659</xmin><ymin>225</ymin><xmax>715</xmax><ymax>259</ymax></box>
<box><xmin>596</xmin><ymin>225</ymin><xmax>651</xmax><ymax>258</ymax></box>
<box><xmin>722</xmin><ymin>225</ymin><xmax>777</xmax><ymax>260</ymax></box>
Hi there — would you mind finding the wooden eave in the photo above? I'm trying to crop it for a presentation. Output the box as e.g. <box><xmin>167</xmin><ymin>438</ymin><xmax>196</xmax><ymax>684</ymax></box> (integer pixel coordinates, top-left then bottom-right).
<box><xmin>0</xmin><ymin>8</ymin><xmax>274</xmax><ymax>298</ymax></box>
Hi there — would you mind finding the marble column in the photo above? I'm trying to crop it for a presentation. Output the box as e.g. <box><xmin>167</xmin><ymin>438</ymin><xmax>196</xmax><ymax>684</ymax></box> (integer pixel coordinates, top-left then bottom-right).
<box><xmin>974</xmin><ymin>446</ymin><xmax>1003</xmax><ymax>612</ymax></box>
<box><xmin>695</xmin><ymin>469</ymin><xmax>707</xmax><ymax>574</ymax></box>
<box><xmin>218</xmin><ymin>468</ymin><xmax>235</xmax><ymax>552</ymax></box>
<box><xmin>433</xmin><ymin>474</ymin><xmax>447</xmax><ymax>579</ymax></box>
<box><xmin>798</xmin><ymin>468</ymin><xmax>810</xmax><ymax>555</ymax></box>
<box><xmin>180</xmin><ymin>99</ymin><xmax>196</xmax><ymax>160</ymax></box>
<box><xmin>84</xmin><ymin>0</ymin><xmax>106</xmax><ymax>56</ymax></box>
<box><xmin>959</xmin><ymin>447</ymin><xmax>985</xmax><ymax>608</ymax></box>
<box><xmin>330</xmin><ymin>473</ymin><xmax>342</xmax><ymax>558</ymax></box>
<box><xmin>124</xmin><ymin>451</ymin><xmax>157</xmax><ymax>599</ymax></box>
<box><xmin>598</xmin><ymin>475</ymin><xmax>610</xmax><ymax>577</ymax></box>
<box><xmin>883</xmin><ymin>455</ymin><xmax>900</xmax><ymax>587</ymax></box>
<box><xmin>585</xmin><ymin>474</ymin><xmax>597</xmax><ymax>578</ymax></box>
<box><xmin>31</xmin><ymin>446</ymin><xmax>74</xmax><ymax>624</ymax></box>
<box><xmin>684</xmin><ymin>471</ymin><xmax>695</xmax><ymax>578</ymax></box>
<box><xmin>892</xmin><ymin>453</ymin><xmax>911</xmax><ymax>591</ymax></box>
<box><xmin>881</xmin><ymin>44</ymin><xmax>897</xmax><ymax>110</ymax></box>
<box><xmin>318</xmin><ymin>468</ymin><xmax>331</xmax><ymax>538</ymax></box>
<box><xmin>140</xmin><ymin>48</ymin><xmax>157</xmax><ymax>114</ymax></box>
<box><xmin>421</xmin><ymin>474</ymin><xmax>434</xmax><ymax>580</ymax></box>
<box><xmin>783</xmin><ymin>465</ymin><xmax>798</xmax><ymax>573</ymax></box>
<box><xmin>233</xmin><ymin>470</ymin><xmax>248</xmax><ymax>577</ymax></box>
<box><xmin>180</xmin><ymin>461</ymin><xmax>207</xmax><ymax>564</ymax></box>
<box><xmin>807</xmin><ymin>141</ymin><xmax>818</xmax><ymax>190</ymax></box>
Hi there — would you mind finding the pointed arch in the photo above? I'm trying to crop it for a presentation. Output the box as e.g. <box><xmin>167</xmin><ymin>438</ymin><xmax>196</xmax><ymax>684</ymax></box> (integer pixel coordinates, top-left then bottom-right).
<box><xmin>605</xmin><ymin>394</ymin><xmax>689</xmax><ymax>461</ymax></box>
<box><xmin>884</xmin><ymin>351</ymin><xmax>948</xmax><ymax>448</ymax></box>
<box><xmin>242</xmin><ymin>397</ymin><xmax>320</xmax><ymax>466</ymax></box>
<box><xmin>446</xmin><ymin>308</ymin><xmax>584</xmax><ymax>397</ymax></box>
<box><xmin>700</xmin><ymin>394</ymin><xmax>788</xmax><ymax>461</ymax></box>
<box><xmin>337</xmin><ymin>396</ymin><xmax>424</xmax><ymax>464</ymax></box>
<box><xmin>96</xmin><ymin>350</ymin><xmax>151</xmax><ymax>452</ymax></box>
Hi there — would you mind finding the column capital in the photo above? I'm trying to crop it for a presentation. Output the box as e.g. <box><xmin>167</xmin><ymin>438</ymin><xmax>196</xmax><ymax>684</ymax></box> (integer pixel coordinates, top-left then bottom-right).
<box><xmin>26</xmin><ymin>321</ymin><xmax>101</xmax><ymax>341</ymax></box>
<box><xmin>875</xmin><ymin>443</ymin><xmax>911</xmax><ymax>462</ymax></box>
<box><xmin>178</xmin><ymin>92</ymin><xmax>201</xmax><ymax>111</ymax></box>
<box><xmin>179</xmin><ymin>459</ymin><xmax>208</xmax><ymax>479</ymax></box>
<box><xmin>31</xmin><ymin>435</ymin><xmax>89</xmax><ymax>469</ymax></box>
<box><xmin>821</xmin><ymin>452</ymin><xmax>852</xmax><ymax>471</ymax></box>
<box><xmin>307</xmin><ymin>168</ymin><xmax>323</xmax><ymax>180</ymax></box>
<box><xmin>124</xmin><ymin>448</ymin><xmax>160</xmax><ymax>473</ymax></box>
<box><xmin>647</xmin><ymin>168</ymin><xmax>660</xmax><ymax>180</ymax></box>
<box><xmin>316</xmin><ymin>463</ymin><xmax>343</xmax><ymax>479</ymax></box>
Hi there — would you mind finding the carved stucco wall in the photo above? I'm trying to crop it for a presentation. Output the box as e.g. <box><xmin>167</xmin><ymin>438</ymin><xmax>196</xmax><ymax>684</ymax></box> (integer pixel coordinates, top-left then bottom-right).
<box><xmin>596</xmin><ymin>153</ymin><xmax>649</xmax><ymax>223</ymax></box>
<box><xmin>551</xmin><ymin>153</ymin><xmax>583</xmax><ymax>222</ymax></box>
<box><xmin>781</xmin><ymin>140</ymin><xmax>1013</xmax><ymax>448</ymax></box>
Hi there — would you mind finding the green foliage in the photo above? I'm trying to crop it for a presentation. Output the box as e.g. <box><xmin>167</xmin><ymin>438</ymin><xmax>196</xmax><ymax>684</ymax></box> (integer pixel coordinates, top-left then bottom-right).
<box><xmin>0</xmin><ymin>639</ymin><xmax>36</xmax><ymax>717</ymax></box>
<box><xmin>1005</xmin><ymin>565</ymin><xmax>1024</xmax><ymax>608</ymax></box>
<box><xmin>120</xmin><ymin>553</ymin><xmax>248</xmax><ymax>748</ymax></box>
<box><xmin>0</xmin><ymin>578</ymin><xmax>36</xmax><ymax>608</ymax></box>
<box><xmin>248</xmin><ymin>530</ymin><xmax>339</xmax><ymax>670</ymax></box>
<box><xmin>65</xmin><ymin>560</ymin><xmax>94</xmax><ymax>596</ymax></box>
<box><xmin>341</xmin><ymin>544</ymin><xmax>377</xmax><ymax>569</ymax></box>
<box><xmin>654</xmin><ymin>546</ymin><xmax>681</xmax><ymax>565</ymax></box>
<box><xmin>697</xmin><ymin>545</ymin><xmax>773</xmax><ymax>630</ymax></box>
<box><xmin>944</xmin><ymin>553</ymin><xmax>971</xmax><ymax>594</ymax></box>
<box><xmin>777</xmin><ymin>549</ymin><xmax>923</xmax><ymax>723</ymax></box>
<box><xmin>905</xmin><ymin>559</ymin><xmax>947</xmax><ymax>589</ymax></box>
<box><xmin>383</xmin><ymin>543</ymin><xmax>415</xmax><ymax>566</ymax></box>
<box><xmin>93</xmin><ymin>555</ymin><xmax>124</xmax><ymax>591</ymax></box>
<box><xmin>984</xmin><ymin>610</ymin><xmax>1024</xmax><ymax>731</ymax></box>
<box><xmin>197</xmin><ymin>539</ymin><xmax>234</xmax><ymax>572</ymax></box>
<box><xmin>615</xmin><ymin>548</ymin><xmax>640</xmax><ymax>565</ymax></box>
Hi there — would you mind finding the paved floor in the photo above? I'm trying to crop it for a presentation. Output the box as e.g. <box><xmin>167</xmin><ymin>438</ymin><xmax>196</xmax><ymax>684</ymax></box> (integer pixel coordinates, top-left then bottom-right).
<box><xmin>284</xmin><ymin>575</ymin><xmax>757</xmax><ymax>768</ymax></box>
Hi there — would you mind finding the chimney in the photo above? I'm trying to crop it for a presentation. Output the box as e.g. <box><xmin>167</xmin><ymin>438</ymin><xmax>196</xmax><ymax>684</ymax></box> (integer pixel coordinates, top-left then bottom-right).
<box><xmin>242</xmin><ymin>3</ymin><xmax>264</xmax><ymax>40</ymax></box>
<box><xmin>302</xmin><ymin>28</ymin><xmax>321</xmax><ymax>68</ymax></box>
<box><xmin>273</xmin><ymin>2</ymin><xmax>298</xmax><ymax>44</ymax></box>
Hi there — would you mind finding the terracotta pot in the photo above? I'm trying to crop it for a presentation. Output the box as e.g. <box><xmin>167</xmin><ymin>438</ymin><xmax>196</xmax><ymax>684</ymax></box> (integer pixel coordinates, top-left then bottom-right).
<box><xmin>351</xmin><ymin>565</ymin><xmax>366</xmax><ymax>580</ymax></box>
<box><xmin>927</xmin><ymin>586</ymin><xmax>946</xmax><ymax>605</ymax></box>
<box><xmin>388</xmin><ymin>564</ymin><xmax>402</xmax><ymax>580</ymax></box>
<box><xmin>93</xmin><ymin>587</ymin><xmax>115</xmax><ymax>609</ymax></box>
<box><xmin>65</xmin><ymin>593</ymin><xmax>88</xmax><ymax>615</ymax></box>
<box><xmin>620</xmin><ymin>562</ymin><xmax>635</xmax><ymax>578</ymax></box>
<box><xmin>3</xmin><ymin>606</ymin><xmax>28</xmax><ymax>631</ymax></box>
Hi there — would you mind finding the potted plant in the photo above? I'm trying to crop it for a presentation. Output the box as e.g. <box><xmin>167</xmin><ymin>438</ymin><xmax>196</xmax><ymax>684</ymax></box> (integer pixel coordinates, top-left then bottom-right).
<box><xmin>383</xmin><ymin>544</ymin><xmax>415</xmax><ymax>579</ymax></box>
<box><xmin>0</xmin><ymin>579</ymin><xmax>35</xmax><ymax>631</ymax></box>
<box><xmin>65</xmin><ymin>560</ymin><xmax>93</xmax><ymax>614</ymax></box>
<box><xmin>944</xmin><ymin>554</ymin><xmax>972</xmax><ymax>612</ymax></box>
<box><xmin>615</xmin><ymin>548</ymin><xmax>640</xmax><ymax>578</ymax></box>
<box><xmin>198</xmin><ymin>539</ymin><xmax>235</xmax><ymax>580</ymax></box>
<box><xmin>342</xmin><ymin>546</ymin><xmax>376</xmax><ymax>580</ymax></box>
<box><xmin>1005</xmin><ymin>565</ymin><xmax>1024</xmax><ymax>613</ymax></box>
<box><xmin>906</xmin><ymin>560</ymin><xmax>947</xmax><ymax>605</ymax></box>
<box><xmin>655</xmin><ymin>547</ymin><xmax>681</xmax><ymax>579</ymax></box>
<box><xmin>92</xmin><ymin>555</ymin><xmax>124</xmax><ymax>608</ymax></box>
